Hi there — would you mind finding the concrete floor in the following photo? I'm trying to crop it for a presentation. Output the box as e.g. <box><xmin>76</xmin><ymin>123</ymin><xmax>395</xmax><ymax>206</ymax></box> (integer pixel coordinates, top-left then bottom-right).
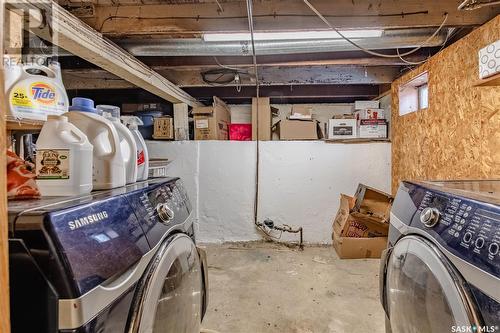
<box><xmin>201</xmin><ymin>242</ymin><xmax>385</xmax><ymax>333</ymax></box>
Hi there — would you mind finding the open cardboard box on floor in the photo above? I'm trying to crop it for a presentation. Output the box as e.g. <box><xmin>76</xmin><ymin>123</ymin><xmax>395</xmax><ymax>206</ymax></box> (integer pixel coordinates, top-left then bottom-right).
<box><xmin>332</xmin><ymin>185</ymin><xmax>392</xmax><ymax>259</ymax></box>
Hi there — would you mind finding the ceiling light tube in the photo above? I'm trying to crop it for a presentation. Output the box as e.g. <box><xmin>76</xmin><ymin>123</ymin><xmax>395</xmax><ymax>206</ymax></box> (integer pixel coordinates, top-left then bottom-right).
<box><xmin>203</xmin><ymin>30</ymin><xmax>383</xmax><ymax>42</ymax></box>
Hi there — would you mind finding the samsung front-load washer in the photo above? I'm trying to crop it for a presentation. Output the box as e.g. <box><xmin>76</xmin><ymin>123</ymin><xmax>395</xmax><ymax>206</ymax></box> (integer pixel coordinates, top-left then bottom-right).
<box><xmin>380</xmin><ymin>180</ymin><xmax>499</xmax><ymax>333</ymax></box>
<box><xmin>8</xmin><ymin>177</ymin><xmax>208</xmax><ymax>333</ymax></box>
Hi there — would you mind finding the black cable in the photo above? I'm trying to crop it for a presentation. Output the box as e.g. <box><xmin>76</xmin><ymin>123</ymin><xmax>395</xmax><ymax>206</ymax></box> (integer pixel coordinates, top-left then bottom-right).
<box><xmin>201</xmin><ymin>68</ymin><xmax>249</xmax><ymax>85</ymax></box>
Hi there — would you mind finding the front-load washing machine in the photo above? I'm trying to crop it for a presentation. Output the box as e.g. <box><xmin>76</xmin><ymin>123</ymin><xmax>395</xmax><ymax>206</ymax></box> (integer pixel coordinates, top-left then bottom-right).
<box><xmin>8</xmin><ymin>177</ymin><xmax>208</xmax><ymax>333</ymax></box>
<box><xmin>380</xmin><ymin>180</ymin><xmax>499</xmax><ymax>333</ymax></box>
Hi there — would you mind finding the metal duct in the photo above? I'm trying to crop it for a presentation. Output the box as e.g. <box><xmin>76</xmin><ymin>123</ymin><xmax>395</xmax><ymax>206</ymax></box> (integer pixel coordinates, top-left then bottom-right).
<box><xmin>119</xmin><ymin>29</ymin><xmax>449</xmax><ymax>57</ymax></box>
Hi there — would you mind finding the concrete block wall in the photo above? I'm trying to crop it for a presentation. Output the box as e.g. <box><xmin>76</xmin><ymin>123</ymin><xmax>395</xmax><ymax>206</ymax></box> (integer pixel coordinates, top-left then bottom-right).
<box><xmin>147</xmin><ymin>141</ymin><xmax>391</xmax><ymax>244</ymax></box>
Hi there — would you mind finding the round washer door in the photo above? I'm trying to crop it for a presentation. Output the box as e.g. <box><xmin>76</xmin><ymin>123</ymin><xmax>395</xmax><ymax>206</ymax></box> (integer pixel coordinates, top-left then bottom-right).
<box><xmin>128</xmin><ymin>233</ymin><xmax>203</xmax><ymax>333</ymax></box>
<box><xmin>386</xmin><ymin>235</ymin><xmax>481</xmax><ymax>333</ymax></box>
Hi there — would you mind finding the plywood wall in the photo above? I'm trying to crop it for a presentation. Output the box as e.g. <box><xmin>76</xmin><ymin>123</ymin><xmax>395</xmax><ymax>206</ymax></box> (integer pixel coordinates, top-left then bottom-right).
<box><xmin>391</xmin><ymin>15</ymin><xmax>500</xmax><ymax>194</ymax></box>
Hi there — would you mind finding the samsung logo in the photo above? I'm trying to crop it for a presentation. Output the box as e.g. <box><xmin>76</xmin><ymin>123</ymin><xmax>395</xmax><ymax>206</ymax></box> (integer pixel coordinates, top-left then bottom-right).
<box><xmin>68</xmin><ymin>211</ymin><xmax>109</xmax><ymax>230</ymax></box>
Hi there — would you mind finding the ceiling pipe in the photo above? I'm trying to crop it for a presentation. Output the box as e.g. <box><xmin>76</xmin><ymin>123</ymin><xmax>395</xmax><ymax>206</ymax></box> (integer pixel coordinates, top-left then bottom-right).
<box><xmin>118</xmin><ymin>31</ymin><xmax>448</xmax><ymax>57</ymax></box>
<box><xmin>458</xmin><ymin>0</ymin><xmax>500</xmax><ymax>10</ymax></box>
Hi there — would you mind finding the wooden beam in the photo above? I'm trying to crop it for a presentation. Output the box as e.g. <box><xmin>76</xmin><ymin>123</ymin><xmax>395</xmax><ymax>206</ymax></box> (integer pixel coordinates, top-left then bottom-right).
<box><xmin>57</xmin><ymin>51</ymin><xmax>436</xmax><ymax>69</ymax></box>
<box><xmin>183</xmin><ymin>84</ymin><xmax>380</xmax><ymax>100</ymax></box>
<box><xmin>7</xmin><ymin>0</ymin><xmax>200</xmax><ymax>106</ymax></box>
<box><xmin>0</xmin><ymin>2</ymin><xmax>11</xmax><ymax>333</ymax></box>
<box><xmin>63</xmin><ymin>65</ymin><xmax>400</xmax><ymax>89</ymax></box>
<box><xmin>3</xmin><ymin>9</ymin><xmax>23</xmax><ymax>61</ymax></box>
<box><xmin>70</xmin><ymin>0</ymin><xmax>498</xmax><ymax>37</ymax></box>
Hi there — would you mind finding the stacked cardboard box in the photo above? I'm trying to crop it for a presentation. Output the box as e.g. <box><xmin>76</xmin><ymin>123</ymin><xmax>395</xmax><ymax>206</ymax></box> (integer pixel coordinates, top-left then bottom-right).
<box><xmin>332</xmin><ymin>184</ymin><xmax>392</xmax><ymax>259</ymax></box>
<box><xmin>353</xmin><ymin>100</ymin><xmax>388</xmax><ymax>139</ymax></box>
<box><xmin>276</xmin><ymin>105</ymin><xmax>320</xmax><ymax>140</ymax></box>
<box><xmin>193</xmin><ymin>97</ymin><xmax>231</xmax><ymax>140</ymax></box>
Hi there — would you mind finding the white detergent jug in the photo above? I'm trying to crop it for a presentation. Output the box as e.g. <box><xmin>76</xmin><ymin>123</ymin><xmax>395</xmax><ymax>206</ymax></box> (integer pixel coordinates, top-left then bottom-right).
<box><xmin>4</xmin><ymin>59</ymin><xmax>69</xmax><ymax>120</ymax></box>
<box><xmin>35</xmin><ymin>115</ymin><xmax>93</xmax><ymax>196</ymax></box>
<box><xmin>65</xmin><ymin>98</ymin><xmax>126</xmax><ymax>190</ymax></box>
<box><xmin>121</xmin><ymin>116</ymin><xmax>149</xmax><ymax>181</ymax></box>
<box><xmin>98</xmin><ymin>105</ymin><xmax>138</xmax><ymax>184</ymax></box>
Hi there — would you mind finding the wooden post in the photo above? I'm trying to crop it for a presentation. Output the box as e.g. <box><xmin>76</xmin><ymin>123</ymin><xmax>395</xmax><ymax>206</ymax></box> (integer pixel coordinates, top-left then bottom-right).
<box><xmin>173</xmin><ymin>103</ymin><xmax>189</xmax><ymax>141</ymax></box>
<box><xmin>1</xmin><ymin>1</ymin><xmax>12</xmax><ymax>332</ymax></box>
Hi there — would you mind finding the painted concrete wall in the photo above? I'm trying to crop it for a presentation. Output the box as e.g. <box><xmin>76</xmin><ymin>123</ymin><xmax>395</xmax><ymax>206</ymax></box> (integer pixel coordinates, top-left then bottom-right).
<box><xmin>258</xmin><ymin>142</ymin><xmax>391</xmax><ymax>244</ymax></box>
<box><xmin>146</xmin><ymin>141</ymin><xmax>391</xmax><ymax>244</ymax></box>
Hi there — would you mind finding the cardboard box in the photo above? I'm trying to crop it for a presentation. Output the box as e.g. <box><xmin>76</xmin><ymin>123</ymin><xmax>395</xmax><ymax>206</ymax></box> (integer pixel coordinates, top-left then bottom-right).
<box><xmin>355</xmin><ymin>100</ymin><xmax>379</xmax><ymax>110</ymax></box>
<box><xmin>359</xmin><ymin>119</ymin><xmax>387</xmax><ymax>138</ymax></box>
<box><xmin>290</xmin><ymin>105</ymin><xmax>313</xmax><ymax>120</ymax></box>
<box><xmin>193</xmin><ymin>97</ymin><xmax>231</xmax><ymax>140</ymax></box>
<box><xmin>331</xmin><ymin>186</ymin><xmax>392</xmax><ymax>259</ymax></box>
<box><xmin>152</xmin><ymin>117</ymin><xmax>174</xmax><ymax>140</ymax></box>
<box><xmin>332</xmin><ymin>194</ymin><xmax>389</xmax><ymax>238</ymax></box>
<box><xmin>354</xmin><ymin>108</ymin><xmax>385</xmax><ymax>120</ymax></box>
<box><xmin>276</xmin><ymin>119</ymin><xmax>319</xmax><ymax>140</ymax></box>
<box><xmin>252</xmin><ymin>97</ymin><xmax>274</xmax><ymax>141</ymax></box>
<box><xmin>291</xmin><ymin>105</ymin><xmax>312</xmax><ymax>116</ymax></box>
<box><xmin>328</xmin><ymin>119</ymin><xmax>357</xmax><ymax>139</ymax></box>
<box><xmin>333</xmin><ymin>233</ymin><xmax>388</xmax><ymax>259</ymax></box>
<box><xmin>479</xmin><ymin>40</ymin><xmax>500</xmax><ymax>79</ymax></box>
<box><xmin>353</xmin><ymin>184</ymin><xmax>393</xmax><ymax>222</ymax></box>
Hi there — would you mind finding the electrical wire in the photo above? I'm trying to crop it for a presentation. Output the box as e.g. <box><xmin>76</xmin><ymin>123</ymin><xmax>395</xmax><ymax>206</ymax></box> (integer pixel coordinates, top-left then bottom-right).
<box><xmin>396</xmin><ymin>27</ymin><xmax>453</xmax><ymax>66</ymax></box>
<box><xmin>246</xmin><ymin>0</ymin><xmax>261</xmax><ymax>230</ymax></box>
<box><xmin>97</xmin><ymin>10</ymin><xmax>430</xmax><ymax>32</ymax></box>
<box><xmin>213</xmin><ymin>56</ymin><xmax>241</xmax><ymax>71</ymax></box>
<box><xmin>303</xmin><ymin>0</ymin><xmax>449</xmax><ymax>59</ymax></box>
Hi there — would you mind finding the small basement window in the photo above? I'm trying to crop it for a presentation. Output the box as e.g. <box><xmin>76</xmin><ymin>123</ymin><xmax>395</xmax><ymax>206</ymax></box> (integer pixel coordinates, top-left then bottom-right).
<box><xmin>398</xmin><ymin>72</ymin><xmax>429</xmax><ymax>116</ymax></box>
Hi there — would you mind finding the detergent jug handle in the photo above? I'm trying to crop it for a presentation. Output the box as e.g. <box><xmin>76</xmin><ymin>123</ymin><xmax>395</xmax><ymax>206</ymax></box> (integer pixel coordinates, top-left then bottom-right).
<box><xmin>101</xmin><ymin>120</ymin><xmax>119</xmax><ymax>156</ymax></box>
<box><xmin>65</xmin><ymin>123</ymin><xmax>89</xmax><ymax>146</ymax></box>
<box><xmin>22</xmin><ymin>64</ymin><xmax>57</xmax><ymax>78</ymax></box>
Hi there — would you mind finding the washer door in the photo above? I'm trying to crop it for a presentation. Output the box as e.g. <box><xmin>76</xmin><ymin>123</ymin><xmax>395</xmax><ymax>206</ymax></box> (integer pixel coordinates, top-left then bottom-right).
<box><xmin>128</xmin><ymin>233</ymin><xmax>203</xmax><ymax>333</ymax></box>
<box><xmin>386</xmin><ymin>235</ymin><xmax>481</xmax><ymax>333</ymax></box>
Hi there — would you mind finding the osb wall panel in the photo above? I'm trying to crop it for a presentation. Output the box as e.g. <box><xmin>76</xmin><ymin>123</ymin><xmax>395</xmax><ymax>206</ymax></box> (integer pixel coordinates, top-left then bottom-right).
<box><xmin>391</xmin><ymin>15</ymin><xmax>500</xmax><ymax>194</ymax></box>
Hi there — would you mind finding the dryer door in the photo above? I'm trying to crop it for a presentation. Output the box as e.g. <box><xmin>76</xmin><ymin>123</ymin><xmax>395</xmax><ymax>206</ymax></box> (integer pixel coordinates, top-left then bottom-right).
<box><xmin>386</xmin><ymin>235</ymin><xmax>481</xmax><ymax>333</ymax></box>
<box><xmin>128</xmin><ymin>233</ymin><xmax>203</xmax><ymax>333</ymax></box>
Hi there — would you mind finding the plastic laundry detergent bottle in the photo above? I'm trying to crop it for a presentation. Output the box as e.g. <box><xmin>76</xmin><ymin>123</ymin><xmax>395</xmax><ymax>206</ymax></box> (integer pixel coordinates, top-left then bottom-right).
<box><xmin>65</xmin><ymin>98</ymin><xmax>126</xmax><ymax>190</ymax></box>
<box><xmin>97</xmin><ymin>105</ymin><xmax>138</xmax><ymax>184</ymax></box>
<box><xmin>121</xmin><ymin>116</ymin><xmax>149</xmax><ymax>181</ymax></box>
<box><xmin>4</xmin><ymin>59</ymin><xmax>69</xmax><ymax>120</ymax></box>
<box><xmin>35</xmin><ymin>115</ymin><xmax>93</xmax><ymax>196</ymax></box>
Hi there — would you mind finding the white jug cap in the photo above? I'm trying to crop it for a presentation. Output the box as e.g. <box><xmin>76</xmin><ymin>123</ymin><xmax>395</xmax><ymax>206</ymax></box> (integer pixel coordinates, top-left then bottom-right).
<box><xmin>96</xmin><ymin>105</ymin><xmax>120</xmax><ymax>120</ymax></box>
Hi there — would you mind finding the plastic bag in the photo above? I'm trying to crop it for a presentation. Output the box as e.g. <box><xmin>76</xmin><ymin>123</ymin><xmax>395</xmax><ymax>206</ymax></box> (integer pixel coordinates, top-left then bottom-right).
<box><xmin>7</xmin><ymin>150</ymin><xmax>40</xmax><ymax>199</ymax></box>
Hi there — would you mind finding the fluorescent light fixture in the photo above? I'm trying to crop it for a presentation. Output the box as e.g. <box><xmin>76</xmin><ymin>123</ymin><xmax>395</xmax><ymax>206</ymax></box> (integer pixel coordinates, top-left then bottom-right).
<box><xmin>203</xmin><ymin>30</ymin><xmax>383</xmax><ymax>42</ymax></box>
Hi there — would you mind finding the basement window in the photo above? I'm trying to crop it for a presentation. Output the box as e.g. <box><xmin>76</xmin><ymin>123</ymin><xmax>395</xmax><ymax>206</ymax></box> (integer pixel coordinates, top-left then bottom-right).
<box><xmin>398</xmin><ymin>72</ymin><xmax>429</xmax><ymax>116</ymax></box>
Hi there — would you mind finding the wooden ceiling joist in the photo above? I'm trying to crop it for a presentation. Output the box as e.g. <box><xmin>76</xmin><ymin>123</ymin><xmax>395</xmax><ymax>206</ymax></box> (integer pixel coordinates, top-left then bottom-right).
<box><xmin>66</xmin><ymin>0</ymin><xmax>499</xmax><ymax>37</ymax></box>
<box><xmin>62</xmin><ymin>65</ymin><xmax>399</xmax><ymax>89</ymax></box>
<box><xmin>6</xmin><ymin>0</ymin><xmax>200</xmax><ymax>106</ymax></box>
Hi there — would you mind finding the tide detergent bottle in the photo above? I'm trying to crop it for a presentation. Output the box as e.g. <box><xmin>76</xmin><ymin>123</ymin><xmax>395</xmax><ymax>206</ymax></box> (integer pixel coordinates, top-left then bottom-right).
<box><xmin>65</xmin><ymin>98</ymin><xmax>126</xmax><ymax>190</ymax></box>
<box><xmin>97</xmin><ymin>105</ymin><xmax>138</xmax><ymax>184</ymax></box>
<box><xmin>4</xmin><ymin>59</ymin><xmax>69</xmax><ymax>120</ymax></box>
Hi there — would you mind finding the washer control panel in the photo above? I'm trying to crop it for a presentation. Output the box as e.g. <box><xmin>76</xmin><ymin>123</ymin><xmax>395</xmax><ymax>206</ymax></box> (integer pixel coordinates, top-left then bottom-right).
<box><xmin>126</xmin><ymin>178</ymin><xmax>192</xmax><ymax>247</ymax></box>
<box><xmin>410</xmin><ymin>185</ymin><xmax>499</xmax><ymax>277</ymax></box>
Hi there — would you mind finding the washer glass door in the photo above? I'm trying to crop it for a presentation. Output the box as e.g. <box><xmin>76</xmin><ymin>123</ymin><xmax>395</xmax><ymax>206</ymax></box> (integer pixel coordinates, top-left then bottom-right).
<box><xmin>386</xmin><ymin>235</ymin><xmax>479</xmax><ymax>333</ymax></box>
<box><xmin>131</xmin><ymin>234</ymin><xmax>203</xmax><ymax>333</ymax></box>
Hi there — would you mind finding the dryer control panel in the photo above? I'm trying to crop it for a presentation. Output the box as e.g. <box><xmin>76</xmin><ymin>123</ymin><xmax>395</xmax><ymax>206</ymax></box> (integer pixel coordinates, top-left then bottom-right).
<box><xmin>405</xmin><ymin>183</ymin><xmax>500</xmax><ymax>277</ymax></box>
